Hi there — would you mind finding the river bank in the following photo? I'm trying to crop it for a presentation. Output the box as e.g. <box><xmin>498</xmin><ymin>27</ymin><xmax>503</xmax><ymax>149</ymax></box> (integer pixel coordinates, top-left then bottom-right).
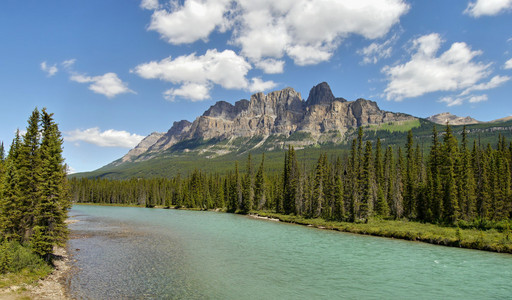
<box><xmin>0</xmin><ymin>246</ymin><xmax>71</xmax><ymax>300</ymax></box>
<box><xmin>73</xmin><ymin>203</ymin><xmax>512</xmax><ymax>254</ymax></box>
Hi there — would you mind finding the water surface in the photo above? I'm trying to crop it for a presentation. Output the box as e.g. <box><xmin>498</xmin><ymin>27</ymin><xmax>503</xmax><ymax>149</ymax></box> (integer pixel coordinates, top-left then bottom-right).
<box><xmin>67</xmin><ymin>205</ymin><xmax>512</xmax><ymax>299</ymax></box>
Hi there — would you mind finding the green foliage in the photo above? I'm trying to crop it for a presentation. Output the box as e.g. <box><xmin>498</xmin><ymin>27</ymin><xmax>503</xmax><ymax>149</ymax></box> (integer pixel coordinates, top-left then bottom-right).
<box><xmin>0</xmin><ymin>108</ymin><xmax>70</xmax><ymax>262</ymax></box>
<box><xmin>0</xmin><ymin>240</ymin><xmax>51</xmax><ymax>275</ymax></box>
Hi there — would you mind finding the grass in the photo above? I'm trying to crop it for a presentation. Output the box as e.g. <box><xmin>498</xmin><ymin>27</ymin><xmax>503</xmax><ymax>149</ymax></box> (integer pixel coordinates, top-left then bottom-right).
<box><xmin>0</xmin><ymin>242</ymin><xmax>53</xmax><ymax>289</ymax></box>
<box><xmin>368</xmin><ymin>119</ymin><xmax>421</xmax><ymax>132</ymax></box>
<box><xmin>254</xmin><ymin>211</ymin><xmax>512</xmax><ymax>253</ymax></box>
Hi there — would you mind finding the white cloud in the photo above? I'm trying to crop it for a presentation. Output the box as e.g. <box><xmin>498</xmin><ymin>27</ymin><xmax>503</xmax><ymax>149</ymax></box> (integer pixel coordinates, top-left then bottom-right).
<box><xmin>133</xmin><ymin>49</ymin><xmax>255</xmax><ymax>100</ymax></box>
<box><xmin>439</xmin><ymin>96</ymin><xmax>465</xmax><ymax>107</ymax></box>
<box><xmin>65</xmin><ymin>128</ymin><xmax>145</xmax><ymax>148</ymax></box>
<box><xmin>465</xmin><ymin>0</ymin><xmax>512</xmax><ymax>17</ymax></box>
<box><xmin>254</xmin><ymin>59</ymin><xmax>285</xmax><ymax>74</ymax></box>
<box><xmin>469</xmin><ymin>94</ymin><xmax>488</xmax><ymax>103</ymax></box>
<box><xmin>164</xmin><ymin>83</ymin><xmax>211</xmax><ymax>101</ymax></box>
<box><xmin>70</xmin><ymin>72</ymin><xmax>135</xmax><ymax>98</ymax></box>
<box><xmin>505</xmin><ymin>58</ymin><xmax>512</xmax><ymax>69</ymax></box>
<box><xmin>358</xmin><ymin>34</ymin><xmax>399</xmax><ymax>64</ymax></box>
<box><xmin>461</xmin><ymin>75</ymin><xmax>511</xmax><ymax>95</ymax></box>
<box><xmin>143</xmin><ymin>0</ymin><xmax>409</xmax><ymax>67</ymax></box>
<box><xmin>40</xmin><ymin>61</ymin><xmax>58</xmax><ymax>77</ymax></box>
<box><xmin>248</xmin><ymin>77</ymin><xmax>277</xmax><ymax>93</ymax></box>
<box><xmin>383</xmin><ymin>33</ymin><xmax>492</xmax><ymax>101</ymax></box>
<box><xmin>61</xmin><ymin>59</ymin><xmax>76</xmax><ymax>69</ymax></box>
<box><xmin>439</xmin><ymin>94</ymin><xmax>488</xmax><ymax>107</ymax></box>
<box><xmin>147</xmin><ymin>0</ymin><xmax>232</xmax><ymax>44</ymax></box>
<box><xmin>141</xmin><ymin>0</ymin><xmax>159</xmax><ymax>10</ymax></box>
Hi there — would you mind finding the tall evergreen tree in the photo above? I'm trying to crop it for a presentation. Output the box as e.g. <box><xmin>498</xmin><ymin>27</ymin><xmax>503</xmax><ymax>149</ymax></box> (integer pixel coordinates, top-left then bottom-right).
<box><xmin>404</xmin><ymin>130</ymin><xmax>416</xmax><ymax>219</ymax></box>
<box><xmin>360</xmin><ymin>141</ymin><xmax>374</xmax><ymax>221</ymax></box>
<box><xmin>240</xmin><ymin>154</ymin><xmax>254</xmax><ymax>213</ymax></box>
<box><xmin>32</xmin><ymin>109</ymin><xmax>71</xmax><ymax>260</ymax></box>
<box><xmin>254</xmin><ymin>153</ymin><xmax>266</xmax><ymax>211</ymax></box>
<box><xmin>17</xmin><ymin>109</ymin><xmax>43</xmax><ymax>241</ymax></box>
<box><xmin>441</xmin><ymin>124</ymin><xmax>460</xmax><ymax>223</ymax></box>
<box><xmin>0</xmin><ymin>132</ymin><xmax>22</xmax><ymax>240</ymax></box>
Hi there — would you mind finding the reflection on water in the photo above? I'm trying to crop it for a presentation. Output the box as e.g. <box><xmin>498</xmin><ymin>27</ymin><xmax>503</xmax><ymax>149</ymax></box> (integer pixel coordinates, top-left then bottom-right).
<box><xmin>67</xmin><ymin>205</ymin><xmax>512</xmax><ymax>299</ymax></box>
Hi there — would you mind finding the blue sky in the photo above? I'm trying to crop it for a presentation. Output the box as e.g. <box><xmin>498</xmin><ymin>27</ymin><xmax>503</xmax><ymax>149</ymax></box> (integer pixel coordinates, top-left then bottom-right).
<box><xmin>1</xmin><ymin>0</ymin><xmax>512</xmax><ymax>173</ymax></box>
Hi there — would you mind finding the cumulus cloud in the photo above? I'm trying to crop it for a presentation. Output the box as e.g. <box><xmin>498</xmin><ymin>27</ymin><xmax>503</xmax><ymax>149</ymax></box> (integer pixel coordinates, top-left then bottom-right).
<box><xmin>65</xmin><ymin>128</ymin><xmax>145</xmax><ymax>148</ymax></box>
<box><xmin>40</xmin><ymin>61</ymin><xmax>58</xmax><ymax>77</ymax></box>
<box><xmin>141</xmin><ymin>0</ymin><xmax>159</xmax><ymax>10</ymax></box>
<box><xmin>143</xmin><ymin>0</ymin><xmax>409</xmax><ymax>67</ymax></box>
<box><xmin>133</xmin><ymin>49</ymin><xmax>262</xmax><ymax>100</ymax></box>
<box><xmin>248</xmin><ymin>77</ymin><xmax>277</xmax><ymax>93</ymax></box>
<box><xmin>358</xmin><ymin>34</ymin><xmax>399</xmax><ymax>64</ymax></box>
<box><xmin>70</xmin><ymin>72</ymin><xmax>135</xmax><ymax>98</ymax></box>
<box><xmin>254</xmin><ymin>59</ymin><xmax>285</xmax><ymax>74</ymax></box>
<box><xmin>147</xmin><ymin>0</ymin><xmax>232</xmax><ymax>44</ymax></box>
<box><xmin>460</xmin><ymin>75</ymin><xmax>511</xmax><ymax>95</ymax></box>
<box><xmin>164</xmin><ymin>83</ymin><xmax>211</xmax><ymax>101</ymax></box>
<box><xmin>465</xmin><ymin>0</ymin><xmax>512</xmax><ymax>17</ymax></box>
<box><xmin>505</xmin><ymin>58</ymin><xmax>512</xmax><ymax>69</ymax></box>
<box><xmin>383</xmin><ymin>33</ymin><xmax>492</xmax><ymax>101</ymax></box>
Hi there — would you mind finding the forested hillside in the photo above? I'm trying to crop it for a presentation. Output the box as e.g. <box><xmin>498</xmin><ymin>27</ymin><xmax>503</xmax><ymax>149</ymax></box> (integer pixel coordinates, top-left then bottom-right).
<box><xmin>71</xmin><ymin>124</ymin><xmax>512</xmax><ymax>227</ymax></box>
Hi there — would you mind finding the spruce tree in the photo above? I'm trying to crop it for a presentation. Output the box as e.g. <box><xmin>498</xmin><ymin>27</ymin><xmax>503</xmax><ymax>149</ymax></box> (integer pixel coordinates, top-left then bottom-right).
<box><xmin>404</xmin><ymin>130</ymin><xmax>416</xmax><ymax>219</ymax></box>
<box><xmin>32</xmin><ymin>109</ymin><xmax>71</xmax><ymax>259</ymax></box>
<box><xmin>253</xmin><ymin>153</ymin><xmax>266</xmax><ymax>210</ymax></box>
<box><xmin>360</xmin><ymin>141</ymin><xmax>374</xmax><ymax>221</ymax></box>
<box><xmin>441</xmin><ymin>124</ymin><xmax>459</xmax><ymax>223</ymax></box>
<box><xmin>333</xmin><ymin>157</ymin><xmax>345</xmax><ymax>221</ymax></box>
<box><xmin>17</xmin><ymin>109</ymin><xmax>43</xmax><ymax>241</ymax></box>
<box><xmin>0</xmin><ymin>132</ymin><xmax>22</xmax><ymax>240</ymax></box>
<box><xmin>240</xmin><ymin>154</ymin><xmax>254</xmax><ymax>214</ymax></box>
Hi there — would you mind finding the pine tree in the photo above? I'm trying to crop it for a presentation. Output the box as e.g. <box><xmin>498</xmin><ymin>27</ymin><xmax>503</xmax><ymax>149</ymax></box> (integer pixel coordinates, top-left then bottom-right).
<box><xmin>333</xmin><ymin>157</ymin><xmax>345</xmax><ymax>221</ymax></box>
<box><xmin>360</xmin><ymin>141</ymin><xmax>374</xmax><ymax>221</ymax></box>
<box><xmin>240</xmin><ymin>154</ymin><xmax>254</xmax><ymax>214</ymax></box>
<box><xmin>404</xmin><ymin>130</ymin><xmax>416</xmax><ymax>219</ymax></box>
<box><xmin>17</xmin><ymin>109</ymin><xmax>43</xmax><ymax>241</ymax></box>
<box><xmin>429</xmin><ymin>125</ymin><xmax>443</xmax><ymax>222</ymax></box>
<box><xmin>0</xmin><ymin>132</ymin><xmax>22</xmax><ymax>240</ymax></box>
<box><xmin>283</xmin><ymin>146</ymin><xmax>299</xmax><ymax>215</ymax></box>
<box><xmin>441</xmin><ymin>124</ymin><xmax>459</xmax><ymax>223</ymax></box>
<box><xmin>253</xmin><ymin>154</ymin><xmax>266</xmax><ymax>211</ymax></box>
<box><xmin>32</xmin><ymin>109</ymin><xmax>71</xmax><ymax>259</ymax></box>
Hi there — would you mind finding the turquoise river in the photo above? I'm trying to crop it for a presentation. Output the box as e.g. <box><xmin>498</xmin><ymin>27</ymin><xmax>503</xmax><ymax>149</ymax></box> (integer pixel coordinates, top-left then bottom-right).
<box><xmin>67</xmin><ymin>205</ymin><xmax>512</xmax><ymax>299</ymax></box>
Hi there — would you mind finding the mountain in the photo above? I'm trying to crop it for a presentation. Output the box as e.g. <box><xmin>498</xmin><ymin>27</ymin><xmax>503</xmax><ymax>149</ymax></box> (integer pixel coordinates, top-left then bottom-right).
<box><xmin>73</xmin><ymin>82</ymin><xmax>512</xmax><ymax>179</ymax></box>
<box><xmin>489</xmin><ymin>116</ymin><xmax>512</xmax><ymax>123</ymax></box>
<box><xmin>426</xmin><ymin>112</ymin><xmax>481</xmax><ymax>125</ymax></box>
<box><xmin>116</xmin><ymin>82</ymin><xmax>416</xmax><ymax>165</ymax></box>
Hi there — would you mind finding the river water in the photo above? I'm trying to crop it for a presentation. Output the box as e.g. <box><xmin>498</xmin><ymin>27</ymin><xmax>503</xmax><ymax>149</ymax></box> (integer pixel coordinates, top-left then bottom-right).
<box><xmin>67</xmin><ymin>205</ymin><xmax>512</xmax><ymax>299</ymax></box>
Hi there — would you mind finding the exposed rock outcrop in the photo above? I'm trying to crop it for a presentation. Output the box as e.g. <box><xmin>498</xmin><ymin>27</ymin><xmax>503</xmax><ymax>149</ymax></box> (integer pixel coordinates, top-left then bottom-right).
<box><xmin>426</xmin><ymin>112</ymin><xmax>480</xmax><ymax>125</ymax></box>
<box><xmin>119</xmin><ymin>82</ymin><xmax>417</xmax><ymax>164</ymax></box>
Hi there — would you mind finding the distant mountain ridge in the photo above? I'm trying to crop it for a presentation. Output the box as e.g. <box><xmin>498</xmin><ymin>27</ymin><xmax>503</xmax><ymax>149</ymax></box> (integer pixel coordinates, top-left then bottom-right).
<box><xmin>116</xmin><ymin>82</ymin><xmax>416</xmax><ymax>165</ymax></box>
<box><xmin>426</xmin><ymin>112</ymin><xmax>481</xmax><ymax>125</ymax></box>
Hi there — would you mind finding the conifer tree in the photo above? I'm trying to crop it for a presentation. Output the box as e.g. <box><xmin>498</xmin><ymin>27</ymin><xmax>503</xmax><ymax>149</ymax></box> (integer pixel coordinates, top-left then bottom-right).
<box><xmin>0</xmin><ymin>132</ymin><xmax>22</xmax><ymax>240</ymax></box>
<box><xmin>360</xmin><ymin>141</ymin><xmax>374</xmax><ymax>221</ymax></box>
<box><xmin>240</xmin><ymin>154</ymin><xmax>254</xmax><ymax>213</ymax></box>
<box><xmin>253</xmin><ymin>153</ymin><xmax>265</xmax><ymax>210</ymax></box>
<box><xmin>17</xmin><ymin>109</ymin><xmax>43</xmax><ymax>241</ymax></box>
<box><xmin>283</xmin><ymin>146</ymin><xmax>299</xmax><ymax>215</ymax></box>
<box><xmin>429</xmin><ymin>125</ymin><xmax>443</xmax><ymax>222</ymax></box>
<box><xmin>404</xmin><ymin>130</ymin><xmax>416</xmax><ymax>219</ymax></box>
<box><xmin>32</xmin><ymin>109</ymin><xmax>71</xmax><ymax>259</ymax></box>
<box><xmin>441</xmin><ymin>124</ymin><xmax>459</xmax><ymax>223</ymax></box>
<box><xmin>333</xmin><ymin>157</ymin><xmax>344</xmax><ymax>221</ymax></box>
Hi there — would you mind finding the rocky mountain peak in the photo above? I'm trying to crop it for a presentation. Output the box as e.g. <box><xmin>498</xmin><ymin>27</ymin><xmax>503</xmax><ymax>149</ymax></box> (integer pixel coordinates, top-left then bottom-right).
<box><xmin>427</xmin><ymin>112</ymin><xmax>480</xmax><ymax>125</ymax></box>
<box><xmin>306</xmin><ymin>82</ymin><xmax>336</xmax><ymax>106</ymax></box>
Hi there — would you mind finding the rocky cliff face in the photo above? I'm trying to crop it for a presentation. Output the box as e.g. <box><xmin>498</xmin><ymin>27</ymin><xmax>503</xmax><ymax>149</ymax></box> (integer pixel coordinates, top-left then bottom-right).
<box><xmin>119</xmin><ymin>132</ymin><xmax>165</xmax><ymax>164</ymax></box>
<box><xmin>119</xmin><ymin>82</ymin><xmax>416</xmax><ymax>163</ymax></box>
<box><xmin>426</xmin><ymin>112</ymin><xmax>480</xmax><ymax>125</ymax></box>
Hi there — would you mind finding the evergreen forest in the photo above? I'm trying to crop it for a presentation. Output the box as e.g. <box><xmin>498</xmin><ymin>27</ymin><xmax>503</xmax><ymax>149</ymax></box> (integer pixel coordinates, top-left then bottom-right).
<box><xmin>70</xmin><ymin>125</ymin><xmax>512</xmax><ymax>228</ymax></box>
<box><xmin>0</xmin><ymin>108</ymin><xmax>70</xmax><ymax>276</ymax></box>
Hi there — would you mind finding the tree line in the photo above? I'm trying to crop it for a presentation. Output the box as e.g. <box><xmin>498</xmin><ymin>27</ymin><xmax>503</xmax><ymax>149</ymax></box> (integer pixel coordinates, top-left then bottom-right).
<box><xmin>0</xmin><ymin>108</ymin><xmax>70</xmax><ymax>262</ymax></box>
<box><xmin>70</xmin><ymin>124</ymin><xmax>512</xmax><ymax>227</ymax></box>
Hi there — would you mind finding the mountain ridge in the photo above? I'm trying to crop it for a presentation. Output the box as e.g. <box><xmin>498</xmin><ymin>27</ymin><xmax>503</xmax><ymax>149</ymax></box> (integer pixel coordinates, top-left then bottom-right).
<box><xmin>115</xmin><ymin>82</ymin><xmax>416</xmax><ymax>165</ymax></box>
